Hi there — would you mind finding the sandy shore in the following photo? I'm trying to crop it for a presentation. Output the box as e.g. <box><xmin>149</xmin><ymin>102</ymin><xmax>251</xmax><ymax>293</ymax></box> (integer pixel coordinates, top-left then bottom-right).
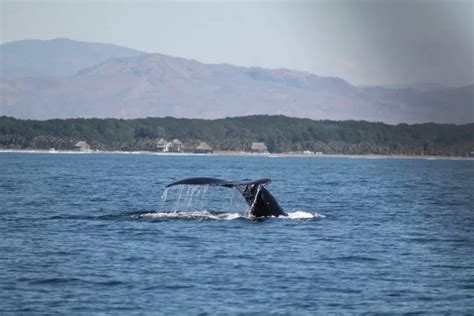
<box><xmin>213</xmin><ymin>151</ymin><xmax>474</xmax><ymax>160</ymax></box>
<box><xmin>1</xmin><ymin>149</ymin><xmax>473</xmax><ymax>160</ymax></box>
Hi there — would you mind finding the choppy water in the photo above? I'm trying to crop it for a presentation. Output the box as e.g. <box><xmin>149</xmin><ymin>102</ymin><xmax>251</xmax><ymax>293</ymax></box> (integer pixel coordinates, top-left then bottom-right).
<box><xmin>1</xmin><ymin>152</ymin><xmax>473</xmax><ymax>314</ymax></box>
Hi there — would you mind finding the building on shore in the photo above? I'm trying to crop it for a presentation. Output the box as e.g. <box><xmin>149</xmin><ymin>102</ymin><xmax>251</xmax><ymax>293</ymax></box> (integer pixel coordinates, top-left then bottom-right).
<box><xmin>250</xmin><ymin>142</ymin><xmax>268</xmax><ymax>153</ymax></box>
<box><xmin>156</xmin><ymin>138</ymin><xmax>171</xmax><ymax>152</ymax></box>
<box><xmin>169</xmin><ymin>139</ymin><xmax>185</xmax><ymax>152</ymax></box>
<box><xmin>73</xmin><ymin>141</ymin><xmax>91</xmax><ymax>151</ymax></box>
<box><xmin>194</xmin><ymin>142</ymin><xmax>213</xmax><ymax>153</ymax></box>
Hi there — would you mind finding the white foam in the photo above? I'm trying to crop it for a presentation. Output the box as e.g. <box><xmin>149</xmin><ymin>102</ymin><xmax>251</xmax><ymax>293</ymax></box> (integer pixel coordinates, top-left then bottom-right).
<box><xmin>285</xmin><ymin>211</ymin><xmax>326</xmax><ymax>219</ymax></box>
<box><xmin>141</xmin><ymin>211</ymin><xmax>242</xmax><ymax>220</ymax></box>
<box><xmin>140</xmin><ymin>210</ymin><xmax>325</xmax><ymax>221</ymax></box>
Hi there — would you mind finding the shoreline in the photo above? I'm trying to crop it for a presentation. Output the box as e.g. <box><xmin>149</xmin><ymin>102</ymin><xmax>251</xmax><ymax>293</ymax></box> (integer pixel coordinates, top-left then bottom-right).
<box><xmin>0</xmin><ymin>149</ymin><xmax>473</xmax><ymax>160</ymax></box>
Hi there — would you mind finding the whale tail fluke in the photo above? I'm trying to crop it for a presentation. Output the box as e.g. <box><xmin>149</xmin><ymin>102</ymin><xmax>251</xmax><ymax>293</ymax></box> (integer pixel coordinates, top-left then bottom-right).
<box><xmin>166</xmin><ymin>177</ymin><xmax>287</xmax><ymax>217</ymax></box>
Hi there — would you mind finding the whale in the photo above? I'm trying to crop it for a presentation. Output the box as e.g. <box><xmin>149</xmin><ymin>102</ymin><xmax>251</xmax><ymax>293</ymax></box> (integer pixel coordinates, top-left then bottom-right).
<box><xmin>166</xmin><ymin>177</ymin><xmax>287</xmax><ymax>218</ymax></box>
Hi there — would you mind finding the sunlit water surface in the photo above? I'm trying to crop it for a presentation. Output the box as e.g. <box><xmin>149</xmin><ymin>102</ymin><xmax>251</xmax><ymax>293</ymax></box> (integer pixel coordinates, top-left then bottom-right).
<box><xmin>1</xmin><ymin>153</ymin><xmax>473</xmax><ymax>313</ymax></box>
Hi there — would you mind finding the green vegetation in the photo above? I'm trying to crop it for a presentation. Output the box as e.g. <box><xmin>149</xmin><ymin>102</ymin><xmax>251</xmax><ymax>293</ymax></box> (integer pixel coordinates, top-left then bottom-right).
<box><xmin>1</xmin><ymin>115</ymin><xmax>473</xmax><ymax>156</ymax></box>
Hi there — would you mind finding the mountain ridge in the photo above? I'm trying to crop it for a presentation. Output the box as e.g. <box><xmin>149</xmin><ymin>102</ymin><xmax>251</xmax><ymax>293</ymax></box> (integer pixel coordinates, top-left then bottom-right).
<box><xmin>0</xmin><ymin>38</ymin><xmax>472</xmax><ymax>124</ymax></box>
<box><xmin>0</xmin><ymin>38</ymin><xmax>146</xmax><ymax>78</ymax></box>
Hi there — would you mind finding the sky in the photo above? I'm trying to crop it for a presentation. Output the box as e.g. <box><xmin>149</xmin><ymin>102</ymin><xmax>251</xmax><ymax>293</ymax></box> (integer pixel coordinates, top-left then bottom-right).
<box><xmin>1</xmin><ymin>0</ymin><xmax>473</xmax><ymax>86</ymax></box>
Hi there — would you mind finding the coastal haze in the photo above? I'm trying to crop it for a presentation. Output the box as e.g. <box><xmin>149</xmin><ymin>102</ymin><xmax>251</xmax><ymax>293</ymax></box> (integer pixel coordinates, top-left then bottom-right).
<box><xmin>1</xmin><ymin>39</ymin><xmax>473</xmax><ymax>124</ymax></box>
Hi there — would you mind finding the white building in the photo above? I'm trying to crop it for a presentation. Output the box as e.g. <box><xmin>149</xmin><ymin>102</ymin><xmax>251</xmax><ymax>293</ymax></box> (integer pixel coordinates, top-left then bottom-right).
<box><xmin>156</xmin><ymin>138</ymin><xmax>171</xmax><ymax>152</ymax></box>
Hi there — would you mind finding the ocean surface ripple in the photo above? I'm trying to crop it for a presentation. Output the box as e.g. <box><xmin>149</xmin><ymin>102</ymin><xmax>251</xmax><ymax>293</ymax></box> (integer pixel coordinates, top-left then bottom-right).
<box><xmin>0</xmin><ymin>153</ymin><xmax>473</xmax><ymax>313</ymax></box>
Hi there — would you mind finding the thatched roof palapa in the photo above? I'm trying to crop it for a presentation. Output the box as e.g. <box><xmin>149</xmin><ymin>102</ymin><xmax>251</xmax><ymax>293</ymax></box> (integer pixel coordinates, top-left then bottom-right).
<box><xmin>196</xmin><ymin>142</ymin><xmax>212</xmax><ymax>151</ymax></box>
<box><xmin>250</xmin><ymin>142</ymin><xmax>268</xmax><ymax>153</ymax></box>
<box><xmin>157</xmin><ymin>138</ymin><xmax>168</xmax><ymax>146</ymax></box>
<box><xmin>172</xmin><ymin>139</ymin><xmax>183</xmax><ymax>146</ymax></box>
<box><xmin>168</xmin><ymin>139</ymin><xmax>184</xmax><ymax>152</ymax></box>
<box><xmin>194</xmin><ymin>142</ymin><xmax>213</xmax><ymax>153</ymax></box>
<box><xmin>73</xmin><ymin>141</ymin><xmax>91</xmax><ymax>151</ymax></box>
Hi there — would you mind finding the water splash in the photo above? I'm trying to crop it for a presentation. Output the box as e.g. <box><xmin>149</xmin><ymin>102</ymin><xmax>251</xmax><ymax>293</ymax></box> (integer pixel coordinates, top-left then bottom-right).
<box><xmin>160</xmin><ymin>188</ymin><xmax>169</xmax><ymax>210</ymax></box>
<box><xmin>139</xmin><ymin>210</ymin><xmax>324</xmax><ymax>221</ymax></box>
<box><xmin>141</xmin><ymin>211</ymin><xmax>241</xmax><ymax>221</ymax></box>
<box><xmin>157</xmin><ymin>184</ymin><xmax>326</xmax><ymax>220</ymax></box>
<box><xmin>159</xmin><ymin>184</ymin><xmax>248</xmax><ymax>214</ymax></box>
<box><xmin>285</xmin><ymin>211</ymin><xmax>326</xmax><ymax>219</ymax></box>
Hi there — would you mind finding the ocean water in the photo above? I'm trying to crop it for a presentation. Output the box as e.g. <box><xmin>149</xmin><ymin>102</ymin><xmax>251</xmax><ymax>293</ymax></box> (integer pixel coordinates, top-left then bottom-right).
<box><xmin>1</xmin><ymin>152</ymin><xmax>473</xmax><ymax>314</ymax></box>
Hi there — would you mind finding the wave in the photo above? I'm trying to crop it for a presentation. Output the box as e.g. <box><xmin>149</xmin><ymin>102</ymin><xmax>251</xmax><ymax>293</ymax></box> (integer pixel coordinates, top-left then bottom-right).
<box><xmin>141</xmin><ymin>210</ymin><xmax>241</xmax><ymax>220</ymax></box>
<box><xmin>140</xmin><ymin>210</ymin><xmax>325</xmax><ymax>221</ymax></box>
<box><xmin>47</xmin><ymin>210</ymin><xmax>325</xmax><ymax>222</ymax></box>
<box><xmin>286</xmin><ymin>211</ymin><xmax>325</xmax><ymax>219</ymax></box>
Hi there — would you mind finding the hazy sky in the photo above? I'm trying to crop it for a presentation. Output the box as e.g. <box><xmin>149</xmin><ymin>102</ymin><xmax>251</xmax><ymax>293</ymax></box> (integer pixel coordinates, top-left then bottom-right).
<box><xmin>1</xmin><ymin>0</ymin><xmax>473</xmax><ymax>86</ymax></box>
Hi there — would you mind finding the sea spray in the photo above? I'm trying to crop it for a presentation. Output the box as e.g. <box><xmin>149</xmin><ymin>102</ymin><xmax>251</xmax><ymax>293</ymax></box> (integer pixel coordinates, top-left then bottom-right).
<box><xmin>140</xmin><ymin>210</ymin><xmax>324</xmax><ymax>221</ymax></box>
<box><xmin>159</xmin><ymin>187</ymin><xmax>169</xmax><ymax>210</ymax></box>
<box><xmin>159</xmin><ymin>184</ymin><xmax>248</xmax><ymax>214</ymax></box>
<box><xmin>186</xmin><ymin>185</ymin><xmax>202</xmax><ymax>207</ymax></box>
<box><xmin>175</xmin><ymin>185</ymin><xmax>186</xmax><ymax>211</ymax></box>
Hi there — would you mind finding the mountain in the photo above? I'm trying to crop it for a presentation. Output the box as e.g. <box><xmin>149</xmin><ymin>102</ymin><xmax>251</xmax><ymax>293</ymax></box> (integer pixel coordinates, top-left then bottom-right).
<box><xmin>0</xmin><ymin>38</ymin><xmax>145</xmax><ymax>78</ymax></box>
<box><xmin>0</xmin><ymin>39</ymin><xmax>473</xmax><ymax>124</ymax></box>
<box><xmin>359</xmin><ymin>82</ymin><xmax>449</xmax><ymax>92</ymax></box>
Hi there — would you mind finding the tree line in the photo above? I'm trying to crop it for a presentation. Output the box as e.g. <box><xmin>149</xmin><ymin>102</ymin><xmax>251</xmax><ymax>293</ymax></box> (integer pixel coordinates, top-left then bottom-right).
<box><xmin>0</xmin><ymin>115</ymin><xmax>473</xmax><ymax>156</ymax></box>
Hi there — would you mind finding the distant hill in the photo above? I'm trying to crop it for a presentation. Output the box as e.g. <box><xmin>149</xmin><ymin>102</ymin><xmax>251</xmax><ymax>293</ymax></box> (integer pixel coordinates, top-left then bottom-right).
<box><xmin>0</xmin><ymin>39</ymin><xmax>473</xmax><ymax>124</ymax></box>
<box><xmin>1</xmin><ymin>115</ymin><xmax>473</xmax><ymax>156</ymax></box>
<box><xmin>359</xmin><ymin>82</ymin><xmax>449</xmax><ymax>92</ymax></box>
<box><xmin>0</xmin><ymin>38</ymin><xmax>145</xmax><ymax>77</ymax></box>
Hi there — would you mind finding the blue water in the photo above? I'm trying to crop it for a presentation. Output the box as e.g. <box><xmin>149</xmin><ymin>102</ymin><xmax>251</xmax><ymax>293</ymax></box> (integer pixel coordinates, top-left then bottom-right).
<box><xmin>1</xmin><ymin>153</ymin><xmax>473</xmax><ymax>314</ymax></box>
